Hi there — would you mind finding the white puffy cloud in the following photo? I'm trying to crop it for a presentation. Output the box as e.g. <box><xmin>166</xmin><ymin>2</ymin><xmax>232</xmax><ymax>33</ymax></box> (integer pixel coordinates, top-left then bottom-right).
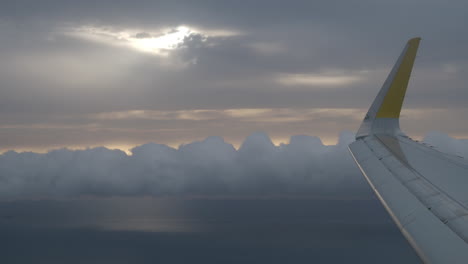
<box><xmin>0</xmin><ymin>131</ymin><xmax>369</xmax><ymax>199</ymax></box>
<box><xmin>0</xmin><ymin>130</ymin><xmax>466</xmax><ymax>200</ymax></box>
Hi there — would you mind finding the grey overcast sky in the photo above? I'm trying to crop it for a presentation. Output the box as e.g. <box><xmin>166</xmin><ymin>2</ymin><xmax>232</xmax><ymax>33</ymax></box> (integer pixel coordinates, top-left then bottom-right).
<box><xmin>3</xmin><ymin>3</ymin><xmax>468</xmax><ymax>262</ymax></box>
<box><xmin>1</xmin><ymin>0</ymin><xmax>468</xmax><ymax>152</ymax></box>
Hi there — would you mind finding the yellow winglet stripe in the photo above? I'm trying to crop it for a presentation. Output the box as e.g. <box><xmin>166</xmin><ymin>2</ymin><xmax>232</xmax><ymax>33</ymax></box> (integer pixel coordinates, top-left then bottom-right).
<box><xmin>376</xmin><ymin>37</ymin><xmax>421</xmax><ymax>118</ymax></box>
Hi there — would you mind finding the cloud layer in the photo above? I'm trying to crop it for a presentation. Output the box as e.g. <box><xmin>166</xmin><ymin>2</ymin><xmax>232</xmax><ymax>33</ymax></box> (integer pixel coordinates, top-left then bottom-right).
<box><xmin>1</xmin><ymin>0</ymin><xmax>468</xmax><ymax>151</ymax></box>
<box><xmin>0</xmin><ymin>131</ymin><xmax>466</xmax><ymax>199</ymax></box>
<box><xmin>0</xmin><ymin>132</ymin><xmax>358</xmax><ymax>199</ymax></box>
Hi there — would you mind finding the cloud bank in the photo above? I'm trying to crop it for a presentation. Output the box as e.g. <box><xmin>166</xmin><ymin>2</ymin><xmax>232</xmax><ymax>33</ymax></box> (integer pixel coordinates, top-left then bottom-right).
<box><xmin>0</xmin><ymin>131</ymin><xmax>466</xmax><ymax>199</ymax></box>
<box><xmin>0</xmin><ymin>132</ymin><xmax>360</xmax><ymax>199</ymax></box>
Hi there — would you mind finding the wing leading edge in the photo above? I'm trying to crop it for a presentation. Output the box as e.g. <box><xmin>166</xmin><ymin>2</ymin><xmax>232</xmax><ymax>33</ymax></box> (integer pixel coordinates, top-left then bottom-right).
<box><xmin>349</xmin><ymin>38</ymin><xmax>468</xmax><ymax>263</ymax></box>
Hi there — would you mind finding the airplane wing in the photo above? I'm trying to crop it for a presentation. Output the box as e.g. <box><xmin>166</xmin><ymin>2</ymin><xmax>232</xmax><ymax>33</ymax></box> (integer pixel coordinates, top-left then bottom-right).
<box><xmin>349</xmin><ymin>38</ymin><xmax>468</xmax><ymax>263</ymax></box>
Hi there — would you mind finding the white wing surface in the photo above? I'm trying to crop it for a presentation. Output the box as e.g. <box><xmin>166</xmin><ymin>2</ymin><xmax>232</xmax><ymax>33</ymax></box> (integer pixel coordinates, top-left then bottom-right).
<box><xmin>349</xmin><ymin>38</ymin><xmax>468</xmax><ymax>263</ymax></box>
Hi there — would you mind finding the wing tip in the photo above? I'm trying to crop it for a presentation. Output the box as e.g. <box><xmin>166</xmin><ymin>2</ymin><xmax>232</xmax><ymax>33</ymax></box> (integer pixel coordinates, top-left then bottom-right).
<box><xmin>408</xmin><ymin>37</ymin><xmax>421</xmax><ymax>43</ymax></box>
<box><xmin>355</xmin><ymin>37</ymin><xmax>421</xmax><ymax>139</ymax></box>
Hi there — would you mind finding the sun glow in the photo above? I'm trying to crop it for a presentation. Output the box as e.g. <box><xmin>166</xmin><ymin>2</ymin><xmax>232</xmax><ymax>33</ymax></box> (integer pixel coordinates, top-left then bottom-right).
<box><xmin>129</xmin><ymin>26</ymin><xmax>193</xmax><ymax>54</ymax></box>
<box><xmin>277</xmin><ymin>73</ymin><xmax>364</xmax><ymax>87</ymax></box>
<box><xmin>68</xmin><ymin>25</ymin><xmax>195</xmax><ymax>55</ymax></box>
<box><xmin>66</xmin><ymin>24</ymin><xmax>240</xmax><ymax>56</ymax></box>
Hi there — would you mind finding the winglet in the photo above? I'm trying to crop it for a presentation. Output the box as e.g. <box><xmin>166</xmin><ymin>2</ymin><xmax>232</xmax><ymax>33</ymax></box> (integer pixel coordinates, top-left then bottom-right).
<box><xmin>356</xmin><ymin>37</ymin><xmax>421</xmax><ymax>139</ymax></box>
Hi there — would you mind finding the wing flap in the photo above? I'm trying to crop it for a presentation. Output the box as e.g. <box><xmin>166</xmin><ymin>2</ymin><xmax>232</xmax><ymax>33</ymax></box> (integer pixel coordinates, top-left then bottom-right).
<box><xmin>395</xmin><ymin>137</ymin><xmax>468</xmax><ymax>207</ymax></box>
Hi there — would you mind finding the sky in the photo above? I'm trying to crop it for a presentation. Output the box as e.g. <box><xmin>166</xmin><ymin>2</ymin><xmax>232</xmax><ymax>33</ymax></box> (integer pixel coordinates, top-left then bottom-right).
<box><xmin>1</xmin><ymin>0</ymin><xmax>468</xmax><ymax>152</ymax></box>
<box><xmin>2</xmin><ymin>1</ymin><xmax>468</xmax><ymax>262</ymax></box>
